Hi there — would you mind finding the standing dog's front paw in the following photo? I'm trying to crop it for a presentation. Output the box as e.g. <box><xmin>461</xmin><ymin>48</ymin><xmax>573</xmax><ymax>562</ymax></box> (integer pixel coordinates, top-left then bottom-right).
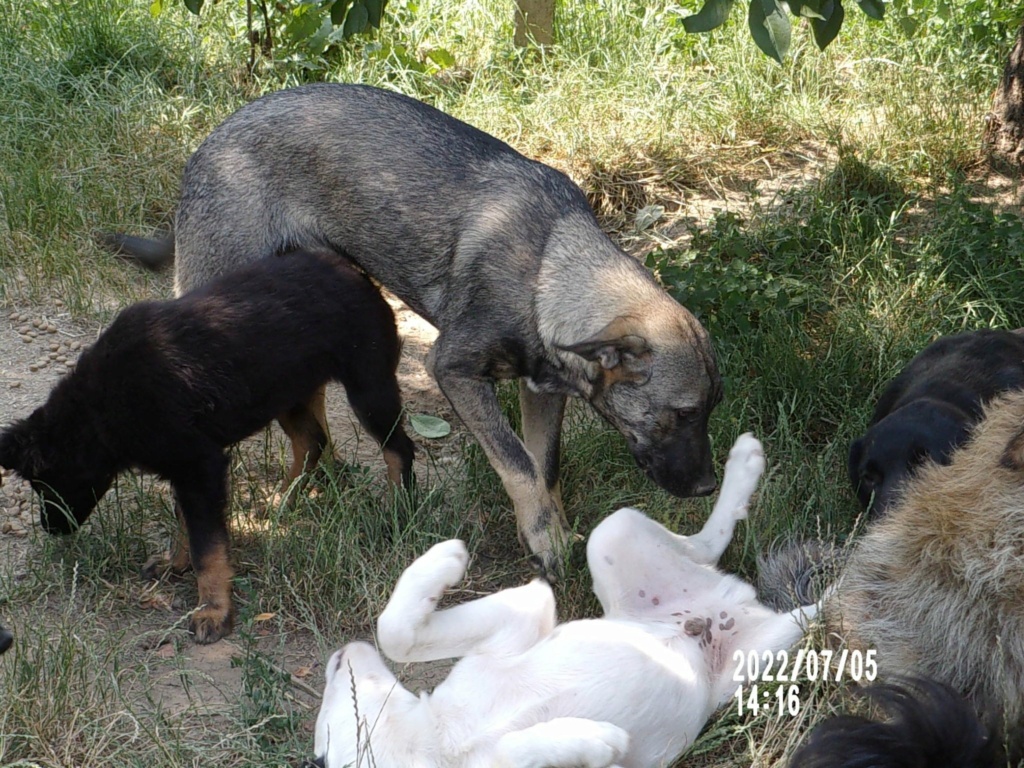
<box><xmin>189</xmin><ymin>604</ymin><xmax>234</xmax><ymax>644</ymax></box>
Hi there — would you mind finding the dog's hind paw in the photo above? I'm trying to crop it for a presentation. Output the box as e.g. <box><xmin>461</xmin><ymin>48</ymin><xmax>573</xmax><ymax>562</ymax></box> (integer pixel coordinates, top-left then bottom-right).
<box><xmin>495</xmin><ymin>718</ymin><xmax>629</xmax><ymax>768</ymax></box>
<box><xmin>395</xmin><ymin>539</ymin><xmax>469</xmax><ymax>611</ymax></box>
<box><xmin>415</xmin><ymin>539</ymin><xmax>469</xmax><ymax>587</ymax></box>
<box><xmin>141</xmin><ymin>550</ymin><xmax>190</xmax><ymax>581</ymax></box>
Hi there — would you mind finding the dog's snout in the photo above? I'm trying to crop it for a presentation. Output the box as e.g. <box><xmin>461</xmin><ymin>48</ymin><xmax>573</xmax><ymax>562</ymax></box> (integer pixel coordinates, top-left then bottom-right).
<box><xmin>691</xmin><ymin>478</ymin><xmax>718</xmax><ymax>497</ymax></box>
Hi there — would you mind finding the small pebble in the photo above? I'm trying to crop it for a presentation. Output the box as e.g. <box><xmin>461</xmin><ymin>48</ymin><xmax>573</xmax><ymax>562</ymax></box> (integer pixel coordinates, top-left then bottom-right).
<box><xmin>20</xmin><ymin>336</ymin><xmax>32</xmax><ymax>344</ymax></box>
<box><xmin>17</xmin><ymin>325</ymin><xmax>30</xmax><ymax>334</ymax></box>
<box><xmin>49</xmin><ymin>343</ymin><xmax>60</xmax><ymax>352</ymax></box>
<box><xmin>31</xmin><ymin>318</ymin><xmax>42</xmax><ymax>328</ymax></box>
<box><xmin>9</xmin><ymin>381</ymin><xmax>20</xmax><ymax>389</ymax></box>
<box><xmin>46</xmin><ymin>325</ymin><xmax>57</xmax><ymax>334</ymax></box>
<box><xmin>28</xmin><ymin>364</ymin><xmax>38</xmax><ymax>372</ymax></box>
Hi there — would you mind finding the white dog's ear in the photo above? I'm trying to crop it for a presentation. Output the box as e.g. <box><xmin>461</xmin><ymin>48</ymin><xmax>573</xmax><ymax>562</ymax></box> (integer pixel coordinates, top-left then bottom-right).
<box><xmin>559</xmin><ymin>317</ymin><xmax>651</xmax><ymax>384</ymax></box>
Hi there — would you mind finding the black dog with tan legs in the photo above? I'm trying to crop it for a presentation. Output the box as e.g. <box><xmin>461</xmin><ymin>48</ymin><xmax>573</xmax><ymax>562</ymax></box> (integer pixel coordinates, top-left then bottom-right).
<box><xmin>0</xmin><ymin>249</ymin><xmax>414</xmax><ymax>643</ymax></box>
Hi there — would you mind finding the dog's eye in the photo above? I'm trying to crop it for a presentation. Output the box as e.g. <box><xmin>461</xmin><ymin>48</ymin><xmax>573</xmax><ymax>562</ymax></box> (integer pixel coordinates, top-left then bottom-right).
<box><xmin>675</xmin><ymin>408</ymin><xmax>698</xmax><ymax>424</ymax></box>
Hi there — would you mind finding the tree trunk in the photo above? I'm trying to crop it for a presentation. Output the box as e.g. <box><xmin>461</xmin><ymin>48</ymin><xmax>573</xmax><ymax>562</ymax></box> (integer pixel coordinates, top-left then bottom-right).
<box><xmin>985</xmin><ymin>21</ymin><xmax>1024</xmax><ymax>173</ymax></box>
<box><xmin>514</xmin><ymin>0</ymin><xmax>555</xmax><ymax>47</ymax></box>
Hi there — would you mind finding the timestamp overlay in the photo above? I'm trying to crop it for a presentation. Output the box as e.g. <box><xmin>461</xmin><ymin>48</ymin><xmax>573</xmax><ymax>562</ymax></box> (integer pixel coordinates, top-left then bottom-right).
<box><xmin>732</xmin><ymin>648</ymin><xmax>878</xmax><ymax>717</ymax></box>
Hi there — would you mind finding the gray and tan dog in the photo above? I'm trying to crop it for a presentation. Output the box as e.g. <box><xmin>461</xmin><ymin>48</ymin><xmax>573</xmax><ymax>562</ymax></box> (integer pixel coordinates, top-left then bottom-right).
<box><xmin>110</xmin><ymin>84</ymin><xmax>721</xmax><ymax>572</ymax></box>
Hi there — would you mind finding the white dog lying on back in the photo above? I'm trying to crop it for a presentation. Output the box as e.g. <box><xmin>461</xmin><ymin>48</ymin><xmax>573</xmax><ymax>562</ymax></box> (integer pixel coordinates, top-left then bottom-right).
<box><xmin>312</xmin><ymin>435</ymin><xmax>816</xmax><ymax>768</ymax></box>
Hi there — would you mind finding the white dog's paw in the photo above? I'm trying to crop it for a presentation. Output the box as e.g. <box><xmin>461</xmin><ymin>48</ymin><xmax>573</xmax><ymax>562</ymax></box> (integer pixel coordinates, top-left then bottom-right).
<box><xmin>495</xmin><ymin>718</ymin><xmax>629</xmax><ymax>768</ymax></box>
<box><xmin>378</xmin><ymin>540</ymin><xmax>469</xmax><ymax>662</ymax></box>
<box><xmin>397</xmin><ymin>539</ymin><xmax>469</xmax><ymax>612</ymax></box>
<box><xmin>408</xmin><ymin>539</ymin><xmax>469</xmax><ymax>595</ymax></box>
<box><xmin>719</xmin><ymin>433</ymin><xmax>765</xmax><ymax>520</ymax></box>
<box><xmin>570</xmin><ymin>721</ymin><xmax>630</xmax><ymax>767</ymax></box>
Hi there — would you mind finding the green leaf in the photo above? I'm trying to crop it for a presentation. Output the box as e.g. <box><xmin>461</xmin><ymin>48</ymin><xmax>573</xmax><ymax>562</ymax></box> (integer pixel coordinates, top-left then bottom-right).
<box><xmin>285</xmin><ymin>6</ymin><xmax>323</xmax><ymax>44</ymax></box>
<box><xmin>343</xmin><ymin>1</ymin><xmax>369</xmax><ymax>36</ymax></box>
<box><xmin>426</xmin><ymin>47</ymin><xmax>456</xmax><ymax>68</ymax></box>
<box><xmin>182</xmin><ymin>0</ymin><xmax>204</xmax><ymax>13</ymax></box>
<box><xmin>856</xmin><ymin>0</ymin><xmax>884</xmax><ymax>19</ymax></box>
<box><xmin>364</xmin><ymin>0</ymin><xmax>387</xmax><ymax>27</ymax></box>
<box><xmin>150</xmin><ymin>0</ymin><xmax>163</xmax><ymax>17</ymax></box>
<box><xmin>788</xmin><ymin>0</ymin><xmax>831</xmax><ymax>20</ymax></box>
<box><xmin>330</xmin><ymin>0</ymin><xmax>353</xmax><ymax>26</ymax></box>
<box><xmin>409</xmin><ymin>414</ymin><xmax>452</xmax><ymax>439</ymax></box>
<box><xmin>748</xmin><ymin>0</ymin><xmax>791</xmax><ymax>63</ymax></box>
<box><xmin>810</xmin><ymin>0</ymin><xmax>844</xmax><ymax>49</ymax></box>
<box><xmin>682</xmin><ymin>0</ymin><xmax>736</xmax><ymax>33</ymax></box>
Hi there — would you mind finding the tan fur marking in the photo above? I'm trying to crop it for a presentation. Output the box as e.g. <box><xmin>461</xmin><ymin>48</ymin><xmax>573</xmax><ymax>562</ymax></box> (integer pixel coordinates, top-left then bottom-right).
<box><xmin>141</xmin><ymin>503</ymin><xmax>192</xmax><ymax>579</ymax></box>
<box><xmin>192</xmin><ymin>543</ymin><xmax>235</xmax><ymax>644</ymax></box>
<box><xmin>383</xmin><ymin>448</ymin><xmax>405</xmax><ymax>487</ymax></box>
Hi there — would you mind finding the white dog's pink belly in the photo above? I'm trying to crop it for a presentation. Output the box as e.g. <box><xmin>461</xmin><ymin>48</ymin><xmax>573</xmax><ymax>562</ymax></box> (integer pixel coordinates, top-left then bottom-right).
<box><xmin>428</xmin><ymin>620</ymin><xmax>712</xmax><ymax>767</ymax></box>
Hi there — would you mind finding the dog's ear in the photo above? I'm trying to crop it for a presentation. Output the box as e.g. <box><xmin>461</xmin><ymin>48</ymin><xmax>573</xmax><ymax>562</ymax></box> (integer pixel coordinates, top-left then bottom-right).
<box><xmin>559</xmin><ymin>317</ymin><xmax>652</xmax><ymax>384</ymax></box>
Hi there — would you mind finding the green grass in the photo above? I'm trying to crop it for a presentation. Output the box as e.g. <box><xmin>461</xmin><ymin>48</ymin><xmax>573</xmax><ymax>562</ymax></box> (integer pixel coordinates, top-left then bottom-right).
<box><xmin>2</xmin><ymin>0</ymin><xmax>1024</xmax><ymax>765</ymax></box>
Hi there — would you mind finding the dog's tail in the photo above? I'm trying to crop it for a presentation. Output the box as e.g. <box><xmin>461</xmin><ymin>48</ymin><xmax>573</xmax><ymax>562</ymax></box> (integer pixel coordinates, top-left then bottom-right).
<box><xmin>789</xmin><ymin>677</ymin><xmax>998</xmax><ymax>768</ymax></box>
<box><xmin>101</xmin><ymin>232</ymin><xmax>175</xmax><ymax>271</ymax></box>
<box><xmin>756</xmin><ymin>537</ymin><xmax>845</xmax><ymax>612</ymax></box>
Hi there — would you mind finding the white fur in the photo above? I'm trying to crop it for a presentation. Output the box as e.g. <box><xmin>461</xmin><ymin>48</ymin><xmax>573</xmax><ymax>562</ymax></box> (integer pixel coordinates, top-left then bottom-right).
<box><xmin>313</xmin><ymin>434</ymin><xmax>816</xmax><ymax>768</ymax></box>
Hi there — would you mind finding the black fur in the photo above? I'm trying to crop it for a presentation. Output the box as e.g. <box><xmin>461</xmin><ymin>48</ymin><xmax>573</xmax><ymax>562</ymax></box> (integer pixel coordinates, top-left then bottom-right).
<box><xmin>790</xmin><ymin>677</ymin><xmax>997</xmax><ymax>768</ymax></box>
<box><xmin>0</xmin><ymin>249</ymin><xmax>414</xmax><ymax>642</ymax></box>
<box><xmin>849</xmin><ymin>329</ymin><xmax>1024</xmax><ymax>515</ymax></box>
<box><xmin>0</xmin><ymin>624</ymin><xmax>12</xmax><ymax>655</ymax></box>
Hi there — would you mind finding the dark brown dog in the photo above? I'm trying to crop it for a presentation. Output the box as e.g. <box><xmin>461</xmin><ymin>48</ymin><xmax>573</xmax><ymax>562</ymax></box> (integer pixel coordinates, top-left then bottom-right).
<box><xmin>0</xmin><ymin>249</ymin><xmax>414</xmax><ymax>643</ymax></box>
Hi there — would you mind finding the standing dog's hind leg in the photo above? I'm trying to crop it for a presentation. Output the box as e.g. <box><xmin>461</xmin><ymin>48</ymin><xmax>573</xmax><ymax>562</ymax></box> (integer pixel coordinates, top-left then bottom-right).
<box><xmin>275</xmin><ymin>397</ymin><xmax>330</xmax><ymax>508</ymax></box>
<box><xmin>141</xmin><ymin>500</ymin><xmax>192</xmax><ymax>580</ymax></box>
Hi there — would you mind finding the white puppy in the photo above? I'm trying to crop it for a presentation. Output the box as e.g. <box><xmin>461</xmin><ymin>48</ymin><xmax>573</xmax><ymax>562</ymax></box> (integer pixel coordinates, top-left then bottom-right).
<box><xmin>313</xmin><ymin>434</ymin><xmax>816</xmax><ymax>768</ymax></box>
